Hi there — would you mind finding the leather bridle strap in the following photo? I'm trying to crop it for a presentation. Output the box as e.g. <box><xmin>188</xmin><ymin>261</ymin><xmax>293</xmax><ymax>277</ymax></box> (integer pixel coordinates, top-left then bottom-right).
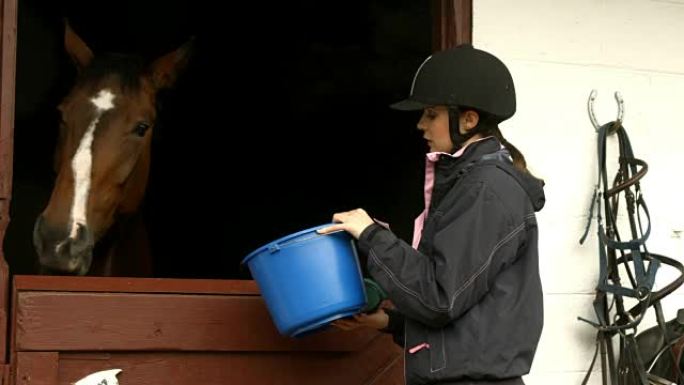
<box><xmin>579</xmin><ymin>121</ymin><xmax>684</xmax><ymax>385</ymax></box>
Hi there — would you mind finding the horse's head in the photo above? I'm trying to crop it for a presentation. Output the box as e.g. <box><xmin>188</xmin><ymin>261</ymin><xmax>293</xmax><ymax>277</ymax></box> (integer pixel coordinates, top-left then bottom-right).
<box><xmin>33</xmin><ymin>23</ymin><xmax>190</xmax><ymax>275</ymax></box>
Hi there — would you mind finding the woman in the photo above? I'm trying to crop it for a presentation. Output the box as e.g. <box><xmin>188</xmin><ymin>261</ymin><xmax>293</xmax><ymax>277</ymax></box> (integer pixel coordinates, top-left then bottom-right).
<box><xmin>319</xmin><ymin>44</ymin><xmax>545</xmax><ymax>385</ymax></box>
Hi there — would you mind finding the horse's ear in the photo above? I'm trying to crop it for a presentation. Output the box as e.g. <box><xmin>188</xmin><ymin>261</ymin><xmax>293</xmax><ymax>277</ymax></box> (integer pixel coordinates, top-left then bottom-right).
<box><xmin>64</xmin><ymin>20</ymin><xmax>93</xmax><ymax>71</ymax></box>
<box><xmin>149</xmin><ymin>38</ymin><xmax>193</xmax><ymax>90</ymax></box>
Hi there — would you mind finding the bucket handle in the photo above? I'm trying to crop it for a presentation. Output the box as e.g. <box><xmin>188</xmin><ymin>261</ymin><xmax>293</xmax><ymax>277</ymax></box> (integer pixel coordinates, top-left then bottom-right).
<box><xmin>267</xmin><ymin>228</ymin><xmax>345</xmax><ymax>254</ymax></box>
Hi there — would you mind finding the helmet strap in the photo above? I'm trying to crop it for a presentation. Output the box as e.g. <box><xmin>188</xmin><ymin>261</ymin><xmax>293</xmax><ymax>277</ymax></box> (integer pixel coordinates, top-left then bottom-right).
<box><xmin>448</xmin><ymin>107</ymin><xmax>479</xmax><ymax>152</ymax></box>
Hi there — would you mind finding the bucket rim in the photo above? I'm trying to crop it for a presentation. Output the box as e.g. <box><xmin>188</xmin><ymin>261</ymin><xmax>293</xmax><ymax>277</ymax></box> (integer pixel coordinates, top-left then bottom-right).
<box><xmin>241</xmin><ymin>223</ymin><xmax>345</xmax><ymax>265</ymax></box>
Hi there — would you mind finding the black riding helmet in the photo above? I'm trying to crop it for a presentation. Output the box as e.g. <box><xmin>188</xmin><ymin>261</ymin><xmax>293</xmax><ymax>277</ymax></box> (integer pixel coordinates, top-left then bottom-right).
<box><xmin>390</xmin><ymin>44</ymin><xmax>515</xmax><ymax>149</ymax></box>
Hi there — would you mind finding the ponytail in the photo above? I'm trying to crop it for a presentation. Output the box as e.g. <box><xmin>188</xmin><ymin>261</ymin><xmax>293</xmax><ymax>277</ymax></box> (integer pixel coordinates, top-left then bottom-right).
<box><xmin>474</xmin><ymin>110</ymin><xmax>542</xmax><ymax>182</ymax></box>
<box><xmin>492</xmin><ymin>127</ymin><xmax>526</xmax><ymax>171</ymax></box>
<box><xmin>492</xmin><ymin>126</ymin><xmax>544</xmax><ymax>184</ymax></box>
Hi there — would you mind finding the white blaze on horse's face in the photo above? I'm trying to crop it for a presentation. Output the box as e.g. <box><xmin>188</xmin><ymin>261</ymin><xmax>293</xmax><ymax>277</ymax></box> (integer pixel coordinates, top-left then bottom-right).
<box><xmin>68</xmin><ymin>88</ymin><xmax>116</xmax><ymax>240</ymax></box>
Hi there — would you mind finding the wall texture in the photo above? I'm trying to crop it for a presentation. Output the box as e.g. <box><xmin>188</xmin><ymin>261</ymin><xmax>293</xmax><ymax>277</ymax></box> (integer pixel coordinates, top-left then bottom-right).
<box><xmin>474</xmin><ymin>1</ymin><xmax>684</xmax><ymax>383</ymax></box>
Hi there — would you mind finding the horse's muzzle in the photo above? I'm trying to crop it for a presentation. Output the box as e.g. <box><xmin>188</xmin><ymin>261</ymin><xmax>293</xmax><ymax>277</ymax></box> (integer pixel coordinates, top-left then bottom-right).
<box><xmin>33</xmin><ymin>215</ymin><xmax>94</xmax><ymax>275</ymax></box>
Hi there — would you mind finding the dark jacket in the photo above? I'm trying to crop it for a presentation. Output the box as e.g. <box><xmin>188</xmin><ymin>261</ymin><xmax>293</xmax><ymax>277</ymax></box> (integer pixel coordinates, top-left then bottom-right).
<box><xmin>358</xmin><ymin>138</ymin><xmax>545</xmax><ymax>385</ymax></box>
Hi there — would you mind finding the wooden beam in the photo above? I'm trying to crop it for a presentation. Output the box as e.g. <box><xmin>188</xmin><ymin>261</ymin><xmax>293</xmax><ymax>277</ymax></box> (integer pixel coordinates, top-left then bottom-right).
<box><xmin>432</xmin><ymin>0</ymin><xmax>472</xmax><ymax>51</ymax></box>
<box><xmin>0</xmin><ymin>0</ymin><xmax>17</xmax><ymax>368</ymax></box>
<box><xmin>13</xmin><ymin>275</ymin><xmax>259</xmax><ymax>295</ymax></box>
<box><xmin>0</xmin><ymin>0</ymin><xmax>17</xmax><ymax>198</ymax></box>
<box><xmin>15</xmin><ymin>291</ymin><xmax>380</xmax><ymax>352</ymax></box>
<box><xmin>55</xmin><ymin>336</ymin><xmax>400</xmax><ymax>385</ymax></box>
<box><xmin>15</xmin><ymin>353</ymin><xmax>58</xmax><ymax>385</ymax></box>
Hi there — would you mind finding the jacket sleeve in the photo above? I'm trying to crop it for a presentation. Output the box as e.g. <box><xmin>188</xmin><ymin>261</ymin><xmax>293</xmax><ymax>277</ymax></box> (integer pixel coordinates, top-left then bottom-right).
<box><xmin>380</xmin><ymin>308</ymin><xmax>405</xmax><ymax>347</ymax></box>
<box><xmin>358</xmin><ymin>182</ymin><xmax>522</xmax><ymax>328</ymax></box>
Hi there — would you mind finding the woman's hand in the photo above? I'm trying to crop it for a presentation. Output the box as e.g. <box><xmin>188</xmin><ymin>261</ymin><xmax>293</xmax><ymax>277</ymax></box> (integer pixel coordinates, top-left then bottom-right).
<box><xmin>332</xmin><ymin>307</ymin><xmax>389</xmax><ymax>331</ymax></box>
<box><xmin>317</xmin><ymin>208</ymin><xmax>374</xmax><ymax>239</ymax></box>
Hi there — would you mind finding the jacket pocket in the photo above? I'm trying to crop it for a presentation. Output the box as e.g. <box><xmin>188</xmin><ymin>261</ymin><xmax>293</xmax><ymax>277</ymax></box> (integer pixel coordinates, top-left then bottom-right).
<box><xmin>428</xmin><ymin>327</ymin><xmax>447</xmax><ymax>373</ymax></box>
<box><xmin>407</xmin><ymin>319</ymin><xmax>442</xmax><ymax>383</ymax></box>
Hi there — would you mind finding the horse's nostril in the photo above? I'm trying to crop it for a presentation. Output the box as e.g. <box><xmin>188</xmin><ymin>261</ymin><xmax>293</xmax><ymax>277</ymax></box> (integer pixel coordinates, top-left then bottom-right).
<box><xmin>55</xmin><ymin>238</ymin><xmax>70</xmax><ymax>257</ymax></box>
<box><xmin>75</xmin><ymin>223</ymin><xmax>86</xmax><ymax>242</ymax></box>
<box><xmin>69</xmin><ymin>224</ymin><xmax>93</xmax><ymax>256</ymax></box>
<box><xmin>35</xmin><ymin>217</ymin><xmax>89</xmax><ymax>274</ymax></box>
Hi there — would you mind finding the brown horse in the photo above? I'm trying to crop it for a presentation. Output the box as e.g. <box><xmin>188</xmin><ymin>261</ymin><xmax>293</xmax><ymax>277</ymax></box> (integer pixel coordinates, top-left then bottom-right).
<box><xmin>32</xmin><ymin>23</ymin><xmax>190</xmax><ymax>276</ymax></box>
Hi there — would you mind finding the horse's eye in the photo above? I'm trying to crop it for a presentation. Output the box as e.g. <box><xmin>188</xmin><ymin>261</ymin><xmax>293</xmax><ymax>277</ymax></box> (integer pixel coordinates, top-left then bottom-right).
<box><xmin>133</xmin><ymin>122</ymin><xmax>150</xmax><ymax>137</ymax></box>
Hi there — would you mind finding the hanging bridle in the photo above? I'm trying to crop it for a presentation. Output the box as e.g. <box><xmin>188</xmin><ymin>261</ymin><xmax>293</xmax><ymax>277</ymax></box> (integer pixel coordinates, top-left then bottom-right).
<box><xmin>580</xmin><ymin>90</ymin><xmax>684</xmax><ymax>385</ymax></box>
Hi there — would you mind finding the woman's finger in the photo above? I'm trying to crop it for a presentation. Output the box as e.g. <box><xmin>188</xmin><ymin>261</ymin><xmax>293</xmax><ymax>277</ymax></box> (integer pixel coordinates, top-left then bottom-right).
<box><xmin>317</xmin><ymin>223</ymin><xmax>346</xmax><ymax>234</ymax></box>
<box><xmin>332</xmin><ymin>319</ymin><xmax>356</xmax><ymax>330</ymax></box>
<box><xmin>332</xmin><ymin>212</ymin><xmax>348</xmax><ymax>223</ymax></box>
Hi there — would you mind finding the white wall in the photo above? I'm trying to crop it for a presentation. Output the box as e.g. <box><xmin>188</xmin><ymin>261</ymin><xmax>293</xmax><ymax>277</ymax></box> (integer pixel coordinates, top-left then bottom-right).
<box><xmin>474</xmin><ymin>1</ymin><xmax>684</xmax><ymax>383</ymax></box>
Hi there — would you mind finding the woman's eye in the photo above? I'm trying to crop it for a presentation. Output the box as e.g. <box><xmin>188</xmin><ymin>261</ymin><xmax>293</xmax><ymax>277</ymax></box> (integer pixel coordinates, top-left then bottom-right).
<box><xmin>133</xmin><ymin>122</ymin><xmax>151</xmax><ymax>137</ymax></box>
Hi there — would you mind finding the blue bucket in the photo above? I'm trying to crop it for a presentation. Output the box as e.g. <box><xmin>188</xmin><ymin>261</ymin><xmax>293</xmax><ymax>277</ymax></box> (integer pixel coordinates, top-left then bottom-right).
<box><xmin>242</xmin><ymin>224</ymin><xmax>367</xmax><ymax>337</ymax></box>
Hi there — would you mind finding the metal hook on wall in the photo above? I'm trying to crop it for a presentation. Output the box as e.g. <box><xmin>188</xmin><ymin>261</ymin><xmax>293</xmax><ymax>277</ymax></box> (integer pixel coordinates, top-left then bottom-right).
<box><xmin>588</xmin><ymin>89</ymin><xmax>624</xmax><ymax>134</ymax></box>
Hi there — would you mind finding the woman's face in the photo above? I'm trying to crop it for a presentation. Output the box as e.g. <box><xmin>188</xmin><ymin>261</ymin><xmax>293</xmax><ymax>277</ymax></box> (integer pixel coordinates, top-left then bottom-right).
<box><xmin>417</xmin><ymin>106</ymin><xmax>453</xmax><ymax>153</ymax></box>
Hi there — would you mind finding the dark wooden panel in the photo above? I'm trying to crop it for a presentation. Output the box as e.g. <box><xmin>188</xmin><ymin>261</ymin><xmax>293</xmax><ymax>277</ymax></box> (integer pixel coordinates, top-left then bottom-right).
<box><xmin>0</xmin><ymin>0</ymin><xmax>17</xmax><ymax>200</ymax></box>
<box><xmin>368</xmin><ymin>354</ymin><xmax>404</xmax><ymax>385</ymax></box>
<box><xmin>15</xmin><ymin>353</ymin><xmax>58</xmax><ymax>385</ymax></box>
<box><xmin>0</xmin><ymin>0</ymin><xmax>17</xmax><ymax>368</ymax></box>
<box><xmin>16</xmin><ymin>291</ymin><xmax>378</xmax><ymax>352</ymax></box>
<box><xmin>13</xmin><ymin>276</ymin><xmax>259</xmax><ymax>295</ymax></box>
<box><xmin>56</xmin><ymin>335</ymin><xmax>401</xmax><ymax>385</ymax></box>
<box><xmin>432</xmin><ymin>0</ymin><xmax>472</xmax><ymax>51</ymax></box>
<box><xmin>0</xmin><ymin>258</ymin><xmax>7</xmax><ymax>364</ymax></box>
<box><xmin>3</xmin><ymin>364</ymin><xmax>10</xmax><ymax>385</ymax></box>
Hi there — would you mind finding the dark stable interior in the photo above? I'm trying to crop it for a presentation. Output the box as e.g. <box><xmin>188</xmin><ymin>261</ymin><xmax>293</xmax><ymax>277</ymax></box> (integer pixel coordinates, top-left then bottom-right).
<box><xmin>6</xmin><ymin>0</ymin><xmax>432</xmax><ymax>279</ymax></box>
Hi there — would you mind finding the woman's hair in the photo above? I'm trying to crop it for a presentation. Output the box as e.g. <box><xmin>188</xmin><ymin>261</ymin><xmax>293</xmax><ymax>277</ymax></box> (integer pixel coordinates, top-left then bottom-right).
<box><xmin>476</xmin><ymin>111</ymin><xmax>542</xmax><ymax>182</ymax></box>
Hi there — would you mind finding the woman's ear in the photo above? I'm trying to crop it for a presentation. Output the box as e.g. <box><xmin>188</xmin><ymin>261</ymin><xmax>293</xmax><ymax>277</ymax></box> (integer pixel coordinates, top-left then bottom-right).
<box><xmin>461</xmin><ymin>110</ymin><xmax>480</xmax><ymax>133</ymax></box>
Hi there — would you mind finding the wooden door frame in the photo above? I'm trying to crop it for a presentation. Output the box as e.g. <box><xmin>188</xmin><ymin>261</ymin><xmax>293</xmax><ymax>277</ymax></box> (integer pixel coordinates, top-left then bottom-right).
<box><xmin>433</xmin><ymin>0</ymin><xmax>473</xmax><ymax>51</ymax></box>
<box><xmin>0</xmin><ymin>0</ymin><xmax>473</xmax><ymax>270</ymax></box>
<box><xmin>0</xmin><ymin>0</ymin><xmax>474</xmax><ymax>265</ymax></box>
<box><xmin>0</xmin><ymin>1</ymin><xmax>472</xmax><ymax>382</ymax></box>
<box><xmin>0</xmin><ymin>0</ymin><xmax>17</xmax><ymax>377</ymax></box>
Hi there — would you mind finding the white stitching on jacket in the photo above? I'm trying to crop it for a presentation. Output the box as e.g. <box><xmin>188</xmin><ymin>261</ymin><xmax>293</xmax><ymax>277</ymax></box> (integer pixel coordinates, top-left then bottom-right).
<box><xmin>429</xmin><ymin>328</ymin><xmax>447</xmax><ymax>372</ymax></box>
<box><xmin>369</xmin><ymin>219</ymin><xmax>528</xmax><ymax>314</ymax></box>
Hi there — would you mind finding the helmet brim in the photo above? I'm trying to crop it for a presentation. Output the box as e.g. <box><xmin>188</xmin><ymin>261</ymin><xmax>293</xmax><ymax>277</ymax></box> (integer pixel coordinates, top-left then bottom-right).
<box><xmin>389</xmin><ymin>98</ymin><xmax>428</xmax><ymax>111</ymax></box>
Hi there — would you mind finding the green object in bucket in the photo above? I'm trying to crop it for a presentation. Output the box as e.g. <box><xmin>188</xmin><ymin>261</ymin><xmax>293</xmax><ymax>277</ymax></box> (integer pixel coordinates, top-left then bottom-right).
<box><xmin>362</xmin><ymin>278</ymin><xmax>387</xmax><ymax>313</ymax></box>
